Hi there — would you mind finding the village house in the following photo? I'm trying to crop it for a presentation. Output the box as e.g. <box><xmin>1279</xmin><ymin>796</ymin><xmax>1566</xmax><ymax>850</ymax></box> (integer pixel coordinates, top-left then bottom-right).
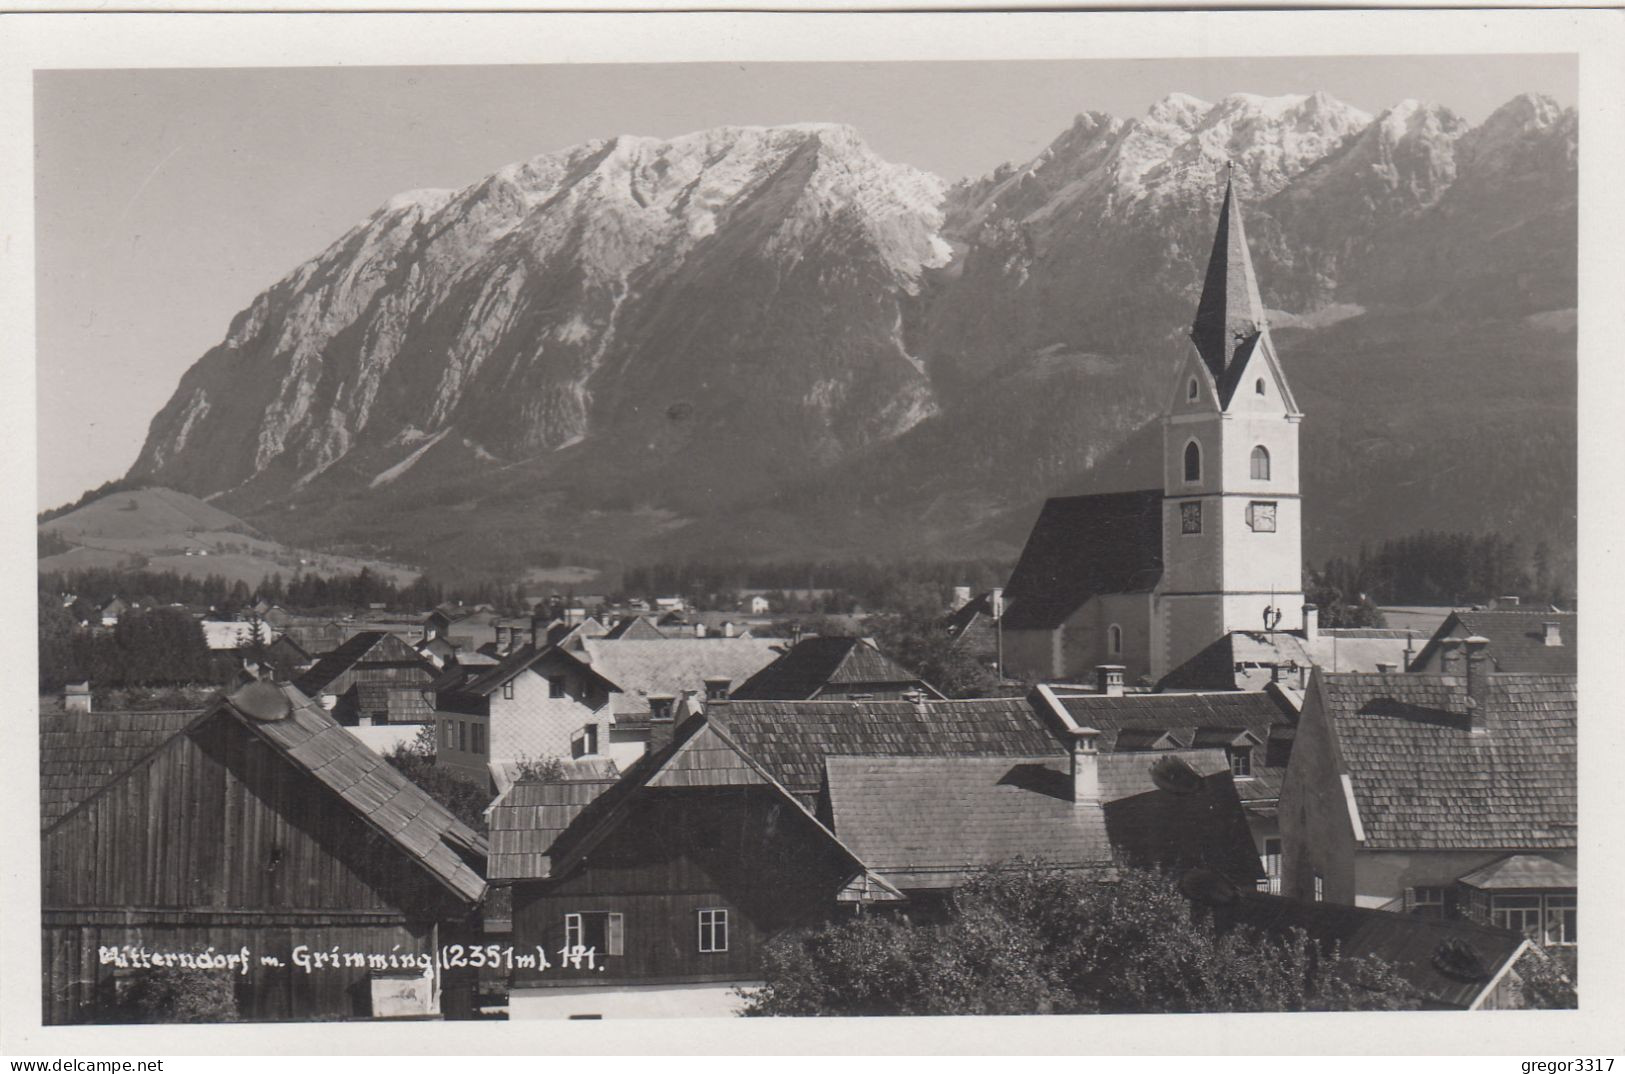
<box><xmin>1408</xmin><ymin>608</ymin><xmax>1576</xmax><ymax>675</ymax></box>
<box><xmin>423</xmin><ymin>605</ymin><xmax>501</xmax><ymax>652</ymax></box>
<box><xmin>1159</xmin><ymin>609</ymin><xmax>1418</xmax><ymax>691</ymax></box>
<box><xmin>293</xmin><ymin>630</ymin><xmax>437</xmax><ymax>726</ymax></box>
<box><xmin>941</xmin><ymin>588</ymin><xmax>1003</xmax><ymax>675</ymax></box>
<box><xmin>1000</xmin><ymin>173</ymin><xmax>1306</xmax><ymax>685</ymax></box>
<box><xmin>99</xmin><ymin>597</ymin><xmax>131</xmax><ymax>628</ymax></box>
<box><xmin>41</xmin><ymin>682</ymin><xmax>487</xmax><ymax>1023</ymax></box>
<box><xmin>1182</xmin><ymin>871</ymin><xmax>1534</xmax><ymax>1010</ymax></box>
<box><xmin>1279</xmin><ymin>645</ymin><xmax>1575</xmax><ymax>952</ymax></box>
<box><xmin>729</xmin><ymin>635</ymin><xmax>941</xmax><ymax>701</ymax></box>
<box><xmin>434</xmin><ymin>635</ymin><xmax>780</xmax><ymax>792</ymax></box>
<box><xmin>486</xmin><ymin>694</ymin><xmax>1260</xmax><ymax>1018</ymax></box>
<box><xmin>1034</xmin><ymin>669</ymin><xmax>1298</xmax><ymax>892</ymax></box>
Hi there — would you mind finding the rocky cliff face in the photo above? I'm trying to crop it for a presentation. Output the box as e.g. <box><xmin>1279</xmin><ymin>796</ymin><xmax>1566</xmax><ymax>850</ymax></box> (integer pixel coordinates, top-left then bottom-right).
<box><xmin>133</xmin><ymin>125</ymin><xmax>948</xmax><ymax>503</ymax></box>
<box><xmin>128</xmin><ymin>93</ymin><xmax>1577</xmax><ymax>576</ymax></box>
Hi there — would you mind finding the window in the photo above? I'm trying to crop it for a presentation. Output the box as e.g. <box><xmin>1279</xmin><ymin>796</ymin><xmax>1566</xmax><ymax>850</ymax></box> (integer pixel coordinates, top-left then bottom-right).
<box><xmin>1247</xmin><ymin>501</ymin><xmax>1277</xmax><ymax>533</ymax></box>
<box><xmin>583</xmin><ymin>724</ymin><xmax>598</xmax><ymax>756</ymax></box>
<box><xmin>1546</xmin><ymin>894</ymin><xmax>1577</xmax><ymax>945</ymax></box>
<box><xmin>1410</xmin><ymin>886</ymin><xmax>1447</xmax><ymax>920</ymax></box>
<box><xmin>563</xmin><ymin>911</ymin><xmax>624</xmax><ymax>957</ymax></box>
<box><xmin>1228</xmin><ymin>746</ymin><xmax>1252</xmax><ymax>779</ymax></box>
<box><xmin>1255</xmin><ymin>377</ymin><xmax>1267</xmax><ymax>396</ymax></box>
<box><xmin>1490</xmin><ymin>893</ymin><xmax>1575</xmax><ymax>945</ymax></box>
<box><xmin>1187</xmin><ymin>377</ymin><xmax>1199</xmax><ymax>400</ymax></box>
<box><xmin>1180</xmin><ymin>501</ymin><xmax>1203</xmax><ymax>535</ymax></box>
<box><xmin>440</xmin><ymin>719</ymin><xmax>450</xmax><ymax>751</ymax></box>
<box><xmin>698</xmin><ymin>908</ymin><xmax>729</xmax><ymax>953</ymax></box>
<box><xmin>1491</xmin><ymin>895</ymin><xmax>1544</xmax><ymax>941</ymax></box>
<box><xmin>457</xmin><ymin>720</ymin><xmax>467</xmax><ymax>753</ymax></box>
<box><xmin>549</xmin><ymin>676</ymin><xmax>566</xmax><ymax>699</ymax></box>
<box><xmin>472</xmin><ymin>722</ymin><xmax>486</xmax><ymax>755</ymax></box>
<box><xmin>1183</xmin><ymin>440</ymin><xmax>1202</xmax><ymax>483</ymax></box>
<box><xmin>1260</xmin><ymin>837</ymin><xmax>1282</xmax><ymax>894</ymax></box>
<box><xmin>1250</xmin><ymin>444</ymin><xmax>1271</xmax><ymax>480</ymax></box>
<box><xmin>1107</xmin><ymin>624</ymin><xmax>1122</xmax><ymax>656</ymax></box>
<box><xmin>1313</xmin><ymin>874</ymin><xmax>1324</xmax><ymax>903</ymax></box>
<box><xmin>502</xmin><ymin>679</ymin><xmax>514</xmax><ymax>701</ymax></box>
<box><xmin>650</xmin><ymin>696</ymin><xmax>675</xmax><ymax>721</ymax></box>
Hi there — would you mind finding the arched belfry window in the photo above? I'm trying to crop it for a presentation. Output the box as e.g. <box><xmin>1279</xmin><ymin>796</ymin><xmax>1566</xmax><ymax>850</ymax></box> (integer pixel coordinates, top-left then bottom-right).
<box><xmin>1187</xmin><ymin>377</ymin><xmax>1199</xmax><ymax>401</ymax></box>
<box><xmin>1184</xmin><ymin>441</ymin><xmax>1202</xmax><ymax>483</ymax></box>
<box><xmin>1251</xmin><ymin>445</ymin><xmax>1271</xmax><ymax>480</ymax></box>
<box><xmin>1108</xmin><ymin>624</ymin><xmax>1123</xmax><ymax>656</ymax></box>
<box><xmin>1255</xmin><ymin>377</ymin><xmax>1267</xmax><ymax>396</ymax></box>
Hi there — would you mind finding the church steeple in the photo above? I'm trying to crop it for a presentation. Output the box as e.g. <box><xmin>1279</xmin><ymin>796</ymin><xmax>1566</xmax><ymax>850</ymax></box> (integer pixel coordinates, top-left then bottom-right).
<box><xmin>1189</xmin><ymin>165</ymin><xmax>1268</xmax><ymax>383</ymax></box>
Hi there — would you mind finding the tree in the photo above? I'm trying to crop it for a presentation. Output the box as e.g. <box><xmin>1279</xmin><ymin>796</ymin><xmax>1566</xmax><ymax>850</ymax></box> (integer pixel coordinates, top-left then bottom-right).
<box><xmin>741</xmin><ymin>862</ymin><xmax>1418</xmax><ymax>1016</ymax></box>
<box><xmin>382</xmin><ymin>738</ymin><xmax>492</xmax><ymax>833</ymax></box>
<box><xmin>868</xmin><ymin>583</ymin><xmax>998</xmax><ymax>699</ymax></box>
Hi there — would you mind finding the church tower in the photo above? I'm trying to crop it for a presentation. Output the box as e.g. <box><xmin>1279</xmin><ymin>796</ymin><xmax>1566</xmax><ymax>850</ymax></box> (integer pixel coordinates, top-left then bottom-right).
<box><xmin>1156</xmin><ymin>167</ymin><xmax>1305</xmax><ymax>679</ymax></box>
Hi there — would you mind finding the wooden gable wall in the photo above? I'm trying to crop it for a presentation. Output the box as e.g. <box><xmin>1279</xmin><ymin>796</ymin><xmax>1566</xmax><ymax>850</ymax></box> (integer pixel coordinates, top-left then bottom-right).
<box><xmin>42</xmin><ymin>711</ymin><xmax>477</xmax><ymax>1023</ymax></box>
<box><xmin>511</xmin><ymin>787</ymin><xmax>859</xmax><ymax>988</ymax></box>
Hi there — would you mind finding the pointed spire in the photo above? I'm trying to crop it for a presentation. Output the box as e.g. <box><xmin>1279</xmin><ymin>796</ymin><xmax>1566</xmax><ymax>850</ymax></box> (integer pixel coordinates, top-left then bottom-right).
<box><xmin>1190</xmin><ymin>163</ymin><xmax>1268</xmax><ymax>381</ymax></box>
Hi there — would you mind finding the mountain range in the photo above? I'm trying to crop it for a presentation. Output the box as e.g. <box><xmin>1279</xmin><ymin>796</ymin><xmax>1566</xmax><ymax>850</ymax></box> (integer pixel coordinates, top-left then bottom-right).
<box><xmin>123</xmin><ymin>91</ymin><xmax>1578</xmax><ymax>583</ymax></box>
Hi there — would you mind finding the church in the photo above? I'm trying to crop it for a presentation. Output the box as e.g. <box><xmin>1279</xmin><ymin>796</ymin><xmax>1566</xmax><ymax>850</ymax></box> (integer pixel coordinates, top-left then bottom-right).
<box><xmin>1001</xmin><ymin>171</ymin><xmax>1306</xmax><ymax>685</ymax></box>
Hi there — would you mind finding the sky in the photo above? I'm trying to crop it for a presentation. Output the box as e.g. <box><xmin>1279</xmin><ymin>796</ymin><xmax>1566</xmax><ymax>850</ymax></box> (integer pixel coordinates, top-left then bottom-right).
<box><xmin>33</xmin><ymin>55</ymin><xmax>1577</xmax><ymax>510</ymax></box>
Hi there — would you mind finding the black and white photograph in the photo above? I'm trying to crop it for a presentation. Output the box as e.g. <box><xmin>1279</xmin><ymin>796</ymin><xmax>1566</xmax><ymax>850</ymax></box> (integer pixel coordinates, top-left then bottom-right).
<box><xmin>2</xmin><ymin>7</ymin><xmax>1621</xmax><ymax>1058</ymax></box>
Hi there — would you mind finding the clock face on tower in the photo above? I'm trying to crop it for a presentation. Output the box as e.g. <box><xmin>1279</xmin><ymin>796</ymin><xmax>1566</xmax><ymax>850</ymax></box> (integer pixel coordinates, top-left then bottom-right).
<box><xmin>1180</xmin><ymin>501</ymin><xmax>1202</xmax><ymax>535</ymax></box>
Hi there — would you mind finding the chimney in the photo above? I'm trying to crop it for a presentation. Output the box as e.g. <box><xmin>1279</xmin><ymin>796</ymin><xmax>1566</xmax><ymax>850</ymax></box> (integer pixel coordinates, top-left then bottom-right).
<box><xmin>1095</xmin><ymin>664</ymin><xmax>1125</xmax><ymax>697</ymax></box>
<box><xmin>1543</xmin><ymin>620</ymin><xmax>1563</xmax><ymax>647</ymax></box>
<box><xmin>952</xmin><ymin>585</ymin><xmax>972</xmax><ymax>610</ymax></box>
<box><xmin>1375</xmin><ymin>662</ymin><xmax>1397</xmax><ymax>674</ymax></box>
<box><xmin>990</xmin><ymin>587</ymin><xmax>1005</xmax><ymax>620</ymax></box>
<box><xmin>1301</xmin><ymin>604</ymin><xmax>1319</xmax><ymax>645</ymax></box>
<box><xmin>704</xmin><ymin>676</ymin><xmax>731</xmax><ymax>701</ymax></box>
<box><xmin>789</xmin><ymin>621</ymin><xmax>803</xmax><ymax>647</ymax></box>
<box><xmin>693</xmin><ymin>623</ymin><xmax>707</xmax><ymax>639</ymax></box>
<box><xmin>1496</xmin><ymin>595</ymin><xmax>1520</xmax><ymax>609</ymax></box>
<box><xmin>1070</xmin><ymin>727</ymin><xmax>1101</xmax><ymax>804</ymax></box>
<box><xmin>1438</xmin><ymin>636</ymin><xmax>1465</xmax><ymax>677</ymax></box>
<box><xmin>901</xmin><ymin>689</ymin><xmax>927</xmax><ymax>714</ymax></box>
<box><xmin>1463</xmin><ymin>635</ymin><xmax>1491</xmax><ymax>732</ymax></box>
<box><xmin>64</xmin><ymin>681</ymin><xmax>92</xmax><ymax>713</ymax></box>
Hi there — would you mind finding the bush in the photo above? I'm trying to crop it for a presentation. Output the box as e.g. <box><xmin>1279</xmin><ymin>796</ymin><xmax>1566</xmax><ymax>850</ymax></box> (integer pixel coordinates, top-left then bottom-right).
<box><xmin>741</xmin><ymin>862</ymin><xmax>1418</xmax><ymax>1016</ymax></box>
<box><xmin>1516</xmin><ymin>946</ymin><xmax>1577</xmax><ymax>1009</ymax></box>
<box><xmin>383</xmin><ymin>741</ymin><xmax>491</xmax><ymax>833</ymax></box>
<box><xmin>120</xmin><ymin>966</ymin><xmax>239</xmax><ymax>1023</ymax></box>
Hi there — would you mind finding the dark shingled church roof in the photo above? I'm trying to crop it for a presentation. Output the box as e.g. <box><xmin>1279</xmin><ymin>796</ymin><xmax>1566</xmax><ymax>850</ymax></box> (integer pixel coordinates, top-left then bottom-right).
<box><xmin>1002</xmin><ymin>489</ymin><xmax>1164</xmax><ymax>630</ymax></box>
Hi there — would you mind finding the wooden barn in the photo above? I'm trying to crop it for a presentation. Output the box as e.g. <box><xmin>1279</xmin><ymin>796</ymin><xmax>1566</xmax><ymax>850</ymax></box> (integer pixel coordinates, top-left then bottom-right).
<box><xmin>41</xmin><ymin>681</ymin><xmax>487</xmax><ymax>1024</ymax></box>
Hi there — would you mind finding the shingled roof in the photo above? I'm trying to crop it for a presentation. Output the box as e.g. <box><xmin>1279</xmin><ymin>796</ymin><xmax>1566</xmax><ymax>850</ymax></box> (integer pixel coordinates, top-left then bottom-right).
<box><xmin>823</xmin><ymin>748</ymin><xmax>1260</xmax><ymax>890</ymax></box>
<box><xmin>577</xmin><ymin>637</ymin><xmax>781</xmax><ymax>716</ymax></box>
<box><xmin>825</xmin><ymin>755</ymin><xmax>1112</xmax><ymax>889</ymax></box>
<box><xmin>1313</xmin><ymin>672</ymin><xmax>1576</xmax><ymax>850</ymax></box>
<box><xmin>293</xmin><ymin>630</ymin><xmax>432</xmax><ymax>696</ymax></box>
<box><xmin>1197</xmin><ymin>886</ymin><xmax>1529</xmax><ymax>1010</ymax></box>
<box><xmin>707</xmin><ymin>697</ymin><xmax>1064</xmax><ymax>798</ymax></box>
<box><xmin>1055</xmin><ymin>691</ymin><xmax>1292</xmax><ymax>752</ymax></box>
<box><xmin>1411</xmin><ymin>610</ymin><xmax>1577</xmax><ymax>675</ymax></box>
<box><xmin>217</xmin><ymin>682</ymin><xmax>487</xmax><ymax>904</ymax></box>
<box><xmin>39</xmin><ymin>709</ymin><xmax>201</xmax><ymax>828</ymax></box>
<box><xmin>1002</xmin><ymin>489</ymin><xmax>1164</xmax><ymax>630</ymax></box>
<box><xmin>1159</xmin><ymin>629</ymin><xmax>1416</xmax><ymax>691</ymax></box>
<box><xmin>488</xmin><ymin>778</ymin><xmax>620</xmax><ymax>881</ymax></box>
<box><xmin>730</xmin><ymin>636</ymin><xmax>936</xmax><ymax>701</ymax></box>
